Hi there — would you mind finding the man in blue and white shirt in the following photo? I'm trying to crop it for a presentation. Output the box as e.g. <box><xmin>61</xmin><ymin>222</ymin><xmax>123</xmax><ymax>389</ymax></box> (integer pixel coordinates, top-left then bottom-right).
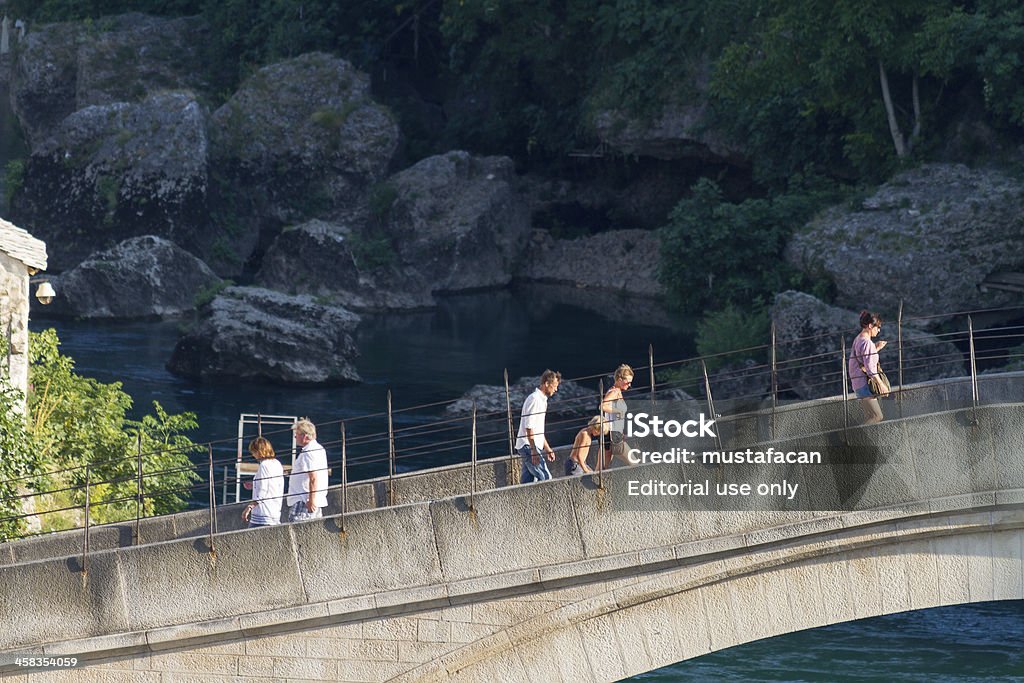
<box><xmin>515</xmin><ymin>370</ymin><xmax>561</xmax><ymax>483</ymax></box>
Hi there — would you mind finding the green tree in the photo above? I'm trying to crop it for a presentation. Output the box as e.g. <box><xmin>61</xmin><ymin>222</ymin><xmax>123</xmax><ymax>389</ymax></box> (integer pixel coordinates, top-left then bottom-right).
<box><xmin>440</xmin><ymin>0</ymin><xmax>599</xmax><ymax>158</ymax></box>
<box><xmin>26</xmin><ymin>329</ymin><xmax>200</xmax><ymax>529</ymax></box>
<box><xmin>199</xmin><ymin>0</ymin><xmax>439</xmax><ymax>89</ymax></box>
<box><xmin>659</xmin><ymin>177</ymin><xmax>841</xmax><ymax>314</ymax></box>
<box><xmin>6</xmin><ymin>0</ymin><xmax>202</xmax><ymax>22</ymax></box>
<box><xmin>0</xmin><ymin>359</ymin><xmax>44</xmax><ymax>540</ymax></box>
<box><xmin>711</xmin><ymin>0</ymin><xmax>974</xmax><ymax>178</ymax></box>
<box><xmin>973</xmin><ymin>0</ymin><xmax>1024</xmax><ymax>129</ymax></box>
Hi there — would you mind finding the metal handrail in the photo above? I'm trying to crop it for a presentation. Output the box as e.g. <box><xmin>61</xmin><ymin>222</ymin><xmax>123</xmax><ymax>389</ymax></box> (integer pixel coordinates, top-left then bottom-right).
<box><xmin>2</xmin><ymin>304</ymin><xmax>1023</xmax><ymax>555</ymax></box>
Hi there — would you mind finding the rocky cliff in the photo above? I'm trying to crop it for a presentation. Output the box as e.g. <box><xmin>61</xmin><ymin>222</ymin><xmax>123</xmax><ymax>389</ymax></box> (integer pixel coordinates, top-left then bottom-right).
<box><xmin>787</xmin><ymin>164</ymin><xmax>1024</xmax><ymax>324</ymax></box>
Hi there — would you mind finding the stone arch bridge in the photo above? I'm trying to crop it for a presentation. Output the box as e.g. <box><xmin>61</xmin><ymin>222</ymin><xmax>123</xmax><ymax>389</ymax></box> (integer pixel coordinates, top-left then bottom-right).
<box><xmin>1</xmin><ymin>377</ymin><xmax>1023</xmax><ymax>682</ymax></box>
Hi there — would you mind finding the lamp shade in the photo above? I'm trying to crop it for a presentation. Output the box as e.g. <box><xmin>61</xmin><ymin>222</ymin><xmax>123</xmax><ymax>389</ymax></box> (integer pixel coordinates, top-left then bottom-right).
<box><xmin>35</xmin><ymin>281</ymin><xmax>56</xmax><ymax>304</ymax></box>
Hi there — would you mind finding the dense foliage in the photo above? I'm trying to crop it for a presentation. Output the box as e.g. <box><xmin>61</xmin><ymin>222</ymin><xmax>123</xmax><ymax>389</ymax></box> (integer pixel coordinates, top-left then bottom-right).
<box><xmin>8</xmin><ymin>0</ymin><xmax>1024</xmax><ymax>312</ymax></box>
<box><xmin>9</xmin><ymin>0</ymin><xmax>1024</xmax><ymax>171</ymax></box>
<box><xmin>0</xmin><ymin>371</ymin><xmax>42</xmax><ymax>541</ymax></box>
<box><xmin>0</xmin><ymin>329</ymin><xmax>201</xmax><ymax>539</ymax></box>
<box><xmin>660</xmin><ymin>177</ymin><xmax>843</xmax><ymax>314</ymax></box>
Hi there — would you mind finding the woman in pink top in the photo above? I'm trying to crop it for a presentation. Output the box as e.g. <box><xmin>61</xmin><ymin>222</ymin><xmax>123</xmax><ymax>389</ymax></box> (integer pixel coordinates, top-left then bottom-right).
<box><xmin>848</xmin><ymin>310</ymin><xmax>888</xmax><ymax>424</ymax></box>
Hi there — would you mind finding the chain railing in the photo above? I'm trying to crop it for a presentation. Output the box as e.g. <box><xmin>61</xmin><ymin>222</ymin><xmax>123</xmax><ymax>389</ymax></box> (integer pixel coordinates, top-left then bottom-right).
<box><xmin>2</xmin><ymin>303</ymin><xmax>1024</xmax><ymax>569</ymax></box>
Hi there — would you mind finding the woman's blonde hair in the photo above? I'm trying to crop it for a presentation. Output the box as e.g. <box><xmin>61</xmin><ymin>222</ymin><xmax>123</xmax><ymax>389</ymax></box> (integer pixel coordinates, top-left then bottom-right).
<box><xmin>614</xmin><ymin>364</ymin><xmax>634</xmax><ymax>382</ymax></box>
<box><xmin>588</xmin><ymin>415</ymin><xmax>610</xmax><ymax>434</ymax></box>
<box><xmin>248</xmin><ymin>436</ymin><xmax>276</xmax><ymax>460</ymax></box>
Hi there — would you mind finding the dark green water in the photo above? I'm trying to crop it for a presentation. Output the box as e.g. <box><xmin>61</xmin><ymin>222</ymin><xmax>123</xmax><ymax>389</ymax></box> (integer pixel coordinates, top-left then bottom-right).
<box><xmin>28</xmin><ymin>290</ymin><xmax>1024</xmax><ymax>682</ymax></box>
<box><xmin>647</xmin><ymin>601</ymin><xmax>1024</xmax><ymax>682</ymax></box>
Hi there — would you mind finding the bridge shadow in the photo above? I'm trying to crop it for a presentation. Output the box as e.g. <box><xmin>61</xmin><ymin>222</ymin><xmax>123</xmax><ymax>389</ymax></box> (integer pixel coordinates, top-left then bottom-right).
<box><xmin>820</xmin><ymin>431</ymin><xmax>884</xmax><ymax>509</ymax></box>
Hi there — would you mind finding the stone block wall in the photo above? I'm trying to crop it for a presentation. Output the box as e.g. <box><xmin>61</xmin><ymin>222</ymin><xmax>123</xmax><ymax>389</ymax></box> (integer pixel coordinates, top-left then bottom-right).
<box><xmin>0</xmin><ymin>249</ymin><xmax>29</xmax><ymax>408</ymax></box>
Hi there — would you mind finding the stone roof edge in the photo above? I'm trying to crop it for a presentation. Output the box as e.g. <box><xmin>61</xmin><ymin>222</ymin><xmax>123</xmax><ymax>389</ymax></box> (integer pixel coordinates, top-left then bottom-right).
<box><xmin>0</xmin><ymin>216</ymin><xmax>48</xmax><ymax>271</ymax></box>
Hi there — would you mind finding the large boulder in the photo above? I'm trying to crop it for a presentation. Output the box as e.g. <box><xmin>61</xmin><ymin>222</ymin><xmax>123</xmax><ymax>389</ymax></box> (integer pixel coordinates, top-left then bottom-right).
<box><xmin>256</xmin><ymin>151</ymin><xmax>530</xmax><ymax>309</ymax></box>
<box><xmin>167</xmin><ymin>287</ymin><xmax>361</xmax><ymax>385</ymax></box>
<box><xmin>381</xmin><ymin>151</ymin><xmax>530</xmax><ymax>292</ymax></box>
<box><xmin>255</xmin><ymin>219</ymin><xmax>433</xmax><ymax>310</ymax></box>
<box><xmin>446</xmin><ymin>377</ymin><xmax>600</xmax><ymax>419</ymax></box>
<box><xmin>771</xmin><ymin>290</ymin><xmax>965</xmax><ymax>399</ymax></box>
<box><xmin>45</xmin><ymin>235</ymin><xmax>221</xmax><ymax>319</ymax></box>
<box><xmin>517</xmin><ymin>228</ymin><xmax>664</xmax><ymax>298</ymax></box>
<box><xmin>786</xmin><ymin>164</ymin><xmax>1024</xmax><ymax>323</ymax></box>
<box><xmin>10</xmin><ymin>13</ymin><xmax>210</xmax><ymax>149</ymax></box>
<box><xmin>11</xmin><ymin>91</ymin><xmax>209</xmax><ymax>271</ymax></box>
<box><xmin>208</xmin><ymin>52</ymin><xmax>400</xmax><ymax>273</ymax></box>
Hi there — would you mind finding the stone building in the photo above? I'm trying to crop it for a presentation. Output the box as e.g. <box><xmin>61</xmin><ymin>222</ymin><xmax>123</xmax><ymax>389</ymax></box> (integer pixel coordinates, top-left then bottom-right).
<box><xmin>0</xmin><ymin>215</ymin><xmax>47</xmax><ymax>411</ymax></box>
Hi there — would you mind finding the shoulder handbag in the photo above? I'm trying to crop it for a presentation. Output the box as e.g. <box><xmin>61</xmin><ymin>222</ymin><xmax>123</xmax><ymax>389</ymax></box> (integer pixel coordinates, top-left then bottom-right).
<box><xmin>858</xmin><ymin>347</ymin><xmax>890</xmax><ymax>396</ymax></box>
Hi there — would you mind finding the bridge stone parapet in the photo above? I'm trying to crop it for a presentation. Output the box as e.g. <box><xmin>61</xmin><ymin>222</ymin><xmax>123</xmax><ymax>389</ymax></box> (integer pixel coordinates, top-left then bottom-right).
<box><xmin>0</xmin><ymin>401</ymin><xmax>1023</xmax><ymax>681</ymax></box>
<box><xmin>3</xmin><ymin>371</ymin><xmax>1020</xmax><ymax>570</ymax></box>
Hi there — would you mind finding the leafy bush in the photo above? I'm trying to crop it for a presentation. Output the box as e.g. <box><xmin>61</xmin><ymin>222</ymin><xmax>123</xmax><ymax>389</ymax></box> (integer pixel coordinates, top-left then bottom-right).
<box><xmin>193</xmin><ymin>279</ymin><xmax>233</xmax><ymax>309</ymax></box>
<box><xmin>695</xmin><ymin>304</ymin><xmax>770</xmax><ymax>370</ymax></box>
<box><xmin>348</xmin><ymin>233</ymin><xmax>396</xmax><ymax>270</ymax></box>
<box><xmin>25</xmin><ymin>329</ymin><xmax>201</xmax><ymax>532</ymax></box>
<box><xmin>3</xmin><ymin>160</ymin><xmax>25</xmax><ymax>210</ymax></box>
<box><xmin>0</xmin><ymin>368</ymin><xmax>43</xmax><ymax>540</ymax></box>
<box><xmin>659</xmin><ymin>177</ymin><xmax>843</xmax><ymax>314</ymax></box>
<box><xmin>368</xmin><ymin>183</ymin><xmax>398</xmax><ymax>222</ymax></box>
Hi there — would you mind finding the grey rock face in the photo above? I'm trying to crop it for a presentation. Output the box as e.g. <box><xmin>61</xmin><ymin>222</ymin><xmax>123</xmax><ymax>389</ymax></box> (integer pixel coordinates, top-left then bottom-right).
<box><xmin>256</xmin><ymin>219</ymin><xmax>433</xmax><ymax>310</ymax></box>
<box><xmin>771</xmin><ymin>291</ymin><xmax>965</xmax><ymax>399</ymax></box>
<box><xmin>257</xmin><ymin>151</ymin><xmax>530</xmax><ymax>310</ymax></box>
<box><xmin>208</xmin><ymin>53</ymin><xmax>400</xmax><ymax>273</ymax></box>
<box><xmin>10</xmin><ymin>13</ymin><xmax>210</xmax><ymax>149</ymax></box>
<box><xmin>12</xmin><ymin>91</ymin><xmax>209</xmax><ymax>271</ymax></box>
<box><xmin>383</xmin><ymin>151</ymin><xmax>530</xmax><ymax>292</ymax></box>
<box><xmin>167</xmin><ymin>286</ymin><xmax>361</xmax><ymax>385</ymax></box>
<box><xmin>445</xmin><ymin>377</ymin><xmax>600</xmax><ymax>420</ymax></box>
<box><xmin>46</xmin><ymin>235</ymin><xmax>221</xmax><ymax>319</ymax></box>
<box><xmin>518</xmin><ymin>229</ymin><xmax>664</xmax><ymax>298</ymax></box>
<box><xmin>786</xmin><ymin>164</ymin><xmax>1024</xmax><ymax>324</ymax></box>
<box><xmin>211</xmin><ymin>52</ymin><xmax>397</xmax><ymax>185</ymax></box>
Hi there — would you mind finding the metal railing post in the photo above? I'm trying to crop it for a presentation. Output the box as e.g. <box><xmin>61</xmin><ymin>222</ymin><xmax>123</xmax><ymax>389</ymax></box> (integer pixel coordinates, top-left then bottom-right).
<box><xmin>207</xmin><ymin>444</ymin><xmax>217</xmax><ymax>558</ymax></box>
<box><xmin>841</xmin><ymin>336</ymin><xmax>850</xmax><ymax>440</ymax></box>
<box><xmin>387</xmin><ymin>390</ymin><xmax>396</xmax><ymax>506</ymax></box>
<box><xmin>470</xmin><ymin>402</ymin><xmax>477</xmax><ymax>512</ymax></box>
<box><xmin>134</xmin><ymin>432</ymin><xmax>143</xmax><ymax>545</ymax></box>
<box><xmin>701</xmin><ymin>360</ymin><xmax>723</xmax><ymax>452</ymax></box>
<box><xmin>597</xmin><ymin>379</ymin><xmax>605</xmax><ymax>490</ymax></box>
<box><xmin>505</xmin><ymin>369</ymin><xmax>517</xmax><ymax>485</ymax></box>
<box><xmin>82</xmin><ymin>465</ymin><xmax>91</xmax><ymax>580</ymax></box>
<box><xmin>770</xmin><ymin>321</ymin><xmax>778</xmax><ymax>439</ymax></box>
<box><xmin>340</xmin><ymin>421</ymin><xmax>347</xmax><ymax>533</ymax></box>
<box><xmin>897</xmin><ymin>300</ymin><xmax>904</xmax><ymax>418</ymax></box>
<box><xmin>968</xmin><ymin>315</ymin><xmax>979</xmax><ymax>424</ymax></box>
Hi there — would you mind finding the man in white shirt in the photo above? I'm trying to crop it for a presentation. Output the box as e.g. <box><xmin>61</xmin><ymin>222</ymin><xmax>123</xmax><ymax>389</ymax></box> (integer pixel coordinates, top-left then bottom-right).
<box><xmin>515</xmin><ymin>370</ymin><xmax>561</xmax><ymax>483</ymax></box>
<box><xmin>287</xmin><ymin>418</ymin><xmax>329</xmax><ymax>522</ymax></box>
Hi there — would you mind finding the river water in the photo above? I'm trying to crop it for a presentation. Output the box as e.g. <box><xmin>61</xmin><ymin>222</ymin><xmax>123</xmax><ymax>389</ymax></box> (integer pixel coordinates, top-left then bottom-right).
<box><xmin>27</xmin><ymin>290</ymin><xmax>1024</xmax><ymax>681</ymax></box>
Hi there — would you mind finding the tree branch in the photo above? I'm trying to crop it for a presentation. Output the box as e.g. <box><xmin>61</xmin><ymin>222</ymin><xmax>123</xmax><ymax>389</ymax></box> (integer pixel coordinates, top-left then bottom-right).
<box><xmin>878</xmin><ymin>58</ymin><xmax>907</xmax><ymax>158</ymax></box>
<box><xmin>909</xmin><ymin>72</ymin><xmax>922</xmax><ymax>152</ymax></box>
